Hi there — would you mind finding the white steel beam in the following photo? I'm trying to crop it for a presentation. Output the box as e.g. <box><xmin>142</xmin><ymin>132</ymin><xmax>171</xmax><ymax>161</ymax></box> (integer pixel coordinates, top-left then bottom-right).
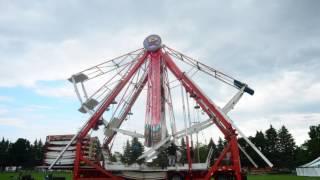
<box><xmin>222</xmin><ymin>86</ymin><xmax>245</xmax><ymax>114</ymax></box>
<box><xmin>220</xmin><ymin>87</ymin><xmax>273</xmax><ymax>167</ymax></box>
<box><xmin>238</xmin><ymin>143</ymin><xmax>258</xmax><ymax>168</ymax></box>
<box><xmin>111</xmin><ymin>128</ymin><xmax>144</xmax><ymax>139</ymax></box>
<box><xmin>138</xmin><ymin>136</ymin><xmax>171</xmax><ymax>160</ymax></box>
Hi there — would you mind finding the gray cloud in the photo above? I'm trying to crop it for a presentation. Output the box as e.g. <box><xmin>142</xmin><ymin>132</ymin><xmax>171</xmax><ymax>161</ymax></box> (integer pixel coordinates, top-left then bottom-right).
<box><xmin>0</xmin><ymin>0</ymin><xmax>319</xmax><ymax>146</ymax></box>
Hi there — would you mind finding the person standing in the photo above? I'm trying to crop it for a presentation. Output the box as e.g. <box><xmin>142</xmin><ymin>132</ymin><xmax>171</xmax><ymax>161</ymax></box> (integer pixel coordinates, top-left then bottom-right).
<box><xmin>167</xmin><ymin>142</ymin><xmax>177</xmax><ymax>166</ymax></box>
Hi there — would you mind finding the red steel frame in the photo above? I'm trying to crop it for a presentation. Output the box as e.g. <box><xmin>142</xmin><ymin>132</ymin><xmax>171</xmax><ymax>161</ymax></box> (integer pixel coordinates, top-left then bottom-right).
<box><xmin>145</xmin><ymin>51</ymin><xmax>163</xmax><ymax>146</ymax></box>
<box><xmin>73</xmin><ymin>52</ymin><xmax>148</xmax><ymax>180</ymax></box>
<box><xmin>72</xmin><ymin>48</ymin><xmax>243</xmax><ymax>180</ymax></box>
<box><xmin>163</xmin><ymin>51</ymin><xmax>242</xmax><ymax>180</ymax></box>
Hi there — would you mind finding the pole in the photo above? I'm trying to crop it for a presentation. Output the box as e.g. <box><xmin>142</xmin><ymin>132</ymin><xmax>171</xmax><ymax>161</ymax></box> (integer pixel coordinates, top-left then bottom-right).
<box><xmin>196</xmin><ymin>132</ymin><xmax>200</xmax><ymax>163</ymax></box>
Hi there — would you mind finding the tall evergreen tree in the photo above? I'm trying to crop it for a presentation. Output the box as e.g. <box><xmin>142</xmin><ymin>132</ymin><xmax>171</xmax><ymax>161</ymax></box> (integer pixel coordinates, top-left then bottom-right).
<box><xmin>180</xmin><ymin>138</ymin><xmax>187</xmax><ymax>164</ymax></box>
<box><xmin>5</xmin><ymin>139</ymin><xmax>11</xmax><ymax>167</ymax></box>
<box><xmin>252</xmin><ymin>131</ymin><xmax>267</xmax><ymax>153</ymax></box>
<box><xmin>265</xmin><ymin>125</ymin><xmax>280</xmax><ymax>167</ymax></box>
<box><xmin>31</xmin><ymin>139</ymin><xmax>44</xmax><ymax>166</ymax></box>
<box><xmin>238</xmin><ymin>137</ymin><xmax>254</xmax><ymax>167</ymax></box>
<box><xmin>217</xmin><ymin>137</ymin><xmax>225</xmax><ymax>156</ymax></box>
<box><xmin>294</xmin><ymin>145</ymin><xmax>309</xmax><ymax>167</ymax></box>
<box><xmin>208</xmin><ymin>138</ymin><xmax>217</xmax><ymax>165</ymax></box>
<box><xmin>304</xmin><ymin>124</ymin><xmax>320</xmax><ymax>161</ymax></box>
<box><xmin>254</xmin><ymin>131</ymin><xmax>269</xmax><ymax>167</ymax></box>
<box><xmin>198</xmin><ymin>143</ymin><xmax>209</xmax><ymax>163</ymax></box>
<box><xmin>130</xmin><ymin>137</ymin><xmax>145</xmax><ymax>164</ymax></box>
<box><xmin>0</xmin><ymin>138</ymin><xmax>10</xmax><ymax>169</ymax></box>
<box><xmin>121</xmin><ymin>140</ymin><xmax>131</xmax><ymax>164</ymax></box>
<box><xmin>277</xmin><ymin>125</ymin><xmax>296</xmax><ymax>169</ymax></box>
<box><xmin>110</xmin><ymin>154</ymin><xmax>117</xmax><ymax>162</ymax></box>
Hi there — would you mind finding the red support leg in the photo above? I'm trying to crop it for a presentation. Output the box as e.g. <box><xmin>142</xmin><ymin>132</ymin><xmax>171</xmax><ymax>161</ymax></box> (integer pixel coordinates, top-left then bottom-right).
<box><xmin>205</xmin><ymin>143</ymin><xmax>231</xmax><ymax>179</ymax></box>
<box><xmin>229</xmin><ymin>136</ymin><xmax>242</xmax><ymax>180</ymax></box>
<box><xmin>73</xmin><ymin>142</ymin><xmax>81</xmax><ymax>180</ymax></box>
<box><xmin>74</xmin><ymin>142</ymin><xmax>123</xmax><ymax>179</ymax></box>
<box><xmin>80</xmin><ymin>156</ymin><xmax>120</xmax><ymax>179</ymax></box>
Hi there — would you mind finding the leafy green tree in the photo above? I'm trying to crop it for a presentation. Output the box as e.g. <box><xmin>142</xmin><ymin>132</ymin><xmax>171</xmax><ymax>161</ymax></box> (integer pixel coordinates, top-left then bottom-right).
<box><xmin>294</xmin><ymin>145</ymin><xmax>309</xmax><ymax>167</ymax></box>
<box><xmin>304</xmin><ymin>124</ymin><xmax>320</xmax><ymax>161</ymax></box>
<box><xmin>9</xmin><ymin>138</ymin><xmax>33</xmax><ymax>167</ymax></box>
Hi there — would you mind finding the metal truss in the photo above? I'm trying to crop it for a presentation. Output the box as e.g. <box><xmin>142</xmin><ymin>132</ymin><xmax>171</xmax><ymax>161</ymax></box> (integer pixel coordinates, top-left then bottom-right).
<box><xmin>49</xmin><ymin>35</ymin><xmax>272</xmax><ymax>180</ymax></box>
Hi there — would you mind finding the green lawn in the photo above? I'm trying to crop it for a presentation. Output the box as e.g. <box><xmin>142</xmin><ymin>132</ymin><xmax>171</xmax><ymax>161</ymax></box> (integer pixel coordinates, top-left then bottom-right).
<box><xmin>1</xmin><ymin>172</ymin><xmax>320</xmax><ymax>180</ymax></box>
<box><xmin>248</xmin><ymin>174</ymin><xmax>320</xmax><ymax>180</ymax></box>
<box><xmin>0</xmin><ymin>171</ymin><xmax>72</xmax><ymax>180</ymax></box>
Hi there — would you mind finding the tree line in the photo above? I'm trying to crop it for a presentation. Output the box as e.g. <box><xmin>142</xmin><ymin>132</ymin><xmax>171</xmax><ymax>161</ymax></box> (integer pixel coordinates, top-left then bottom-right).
<box><xmin>0</xmin><ymin>124</ymin><xmax>319</xmax><ymax>170</ymax></box>
<box><xmin>238</xmin><ymin>124</ymin><xmax>320</xmax><ymax>169</ymax></box>
<box><xmin>116</xmin><ymin>124</ymin><xmax>320</xmax><ymax>170</ymax></box>
<box><xmin>0</xmin><ymin>138</ymin><xmax>44</xmax><ymax>170</ymax></box>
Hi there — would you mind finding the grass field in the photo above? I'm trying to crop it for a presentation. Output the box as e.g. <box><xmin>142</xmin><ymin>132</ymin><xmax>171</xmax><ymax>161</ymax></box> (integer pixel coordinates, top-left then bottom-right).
<box><xmin>248</xmin><ymin>174</ymin><xmax>320</xmax><ymax>180</ymax></box>
<box><xmin>0</xmin><ymin>171</ymin><xmax>72</xmax><ymax>180</ymax></box>
<box><xmin>1</xmin><ymin>172</ymin><xmax>320</xmax><ymax>180</ymax></box>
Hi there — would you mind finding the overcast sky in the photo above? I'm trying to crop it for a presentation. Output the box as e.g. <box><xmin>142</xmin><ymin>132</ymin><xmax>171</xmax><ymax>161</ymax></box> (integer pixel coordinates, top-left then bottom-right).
<box><xmin>0</xmin><ymin>0</ymin><xmax>319</xmax><ymax>152</ymax></box>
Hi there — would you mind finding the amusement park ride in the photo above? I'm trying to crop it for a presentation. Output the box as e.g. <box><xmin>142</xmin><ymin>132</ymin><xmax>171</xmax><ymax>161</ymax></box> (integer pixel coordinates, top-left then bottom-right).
<box><xmin>48</xmin><ymin>35</ymin><xmax>273</xmax><ymax>180</ymax></box>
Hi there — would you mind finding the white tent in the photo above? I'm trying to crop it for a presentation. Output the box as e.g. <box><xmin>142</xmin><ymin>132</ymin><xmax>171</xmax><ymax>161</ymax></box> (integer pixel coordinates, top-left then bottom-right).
<box><xmin>296</xmin><ymin>156</ymin><xmax>320</xmax><ymax>177</ymax></box>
